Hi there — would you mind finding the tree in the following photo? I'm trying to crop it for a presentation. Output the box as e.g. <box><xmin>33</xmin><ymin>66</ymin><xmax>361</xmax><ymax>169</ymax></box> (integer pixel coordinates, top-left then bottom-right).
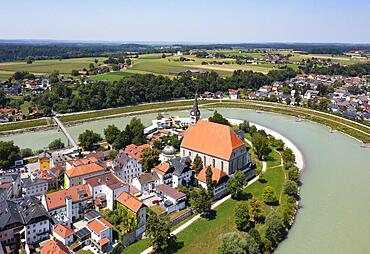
<box><xmin>141</xmin><ymin>148</ymin><xmax>160</xmax><ymax>172</ymax></box>
<box><xmin>208</xmin><ymin>111</ymin><xmax>230</xmax><ymax>126</ymax></box>
<box><xmin>265</xmin><ymin>210</ymin><xmax>286</xmax><ymax>249</ymax></box>
<box><xmin>20</xmin><ymin>148</ymin><xmax>33</xmax><ymax>158</ymax></box>
<box><xmin>113</xmin><ymin>126</ymin><xmax>132</xmax><ymax>150</ymax></box>
<box><xmin>89</xmin><ymin>63</ymin><xmax>95</xmax><ymax>70</ymax></box>
<box><xmin>71</xmin><ymin>69</ymin><xmax>79</xmax><ymax>76</ymax></box>
<box><xmin>205</xmin><ymin>166</ymin><xmax>213</xmax><ymax>196</ymax></box>
<box><xmin>48</xmin><ymin>138</ymin><xmax>65</xmax><ymax>150</ymax></box>
<box><xmin>239</xmin><ymin>120</ymin><xmax>250</xmax><ymax>133</ymax></box>
<box><xmin>218</xmin><ymin>232</ymin><xmax>261</xmax><ymax>254</ymax></box>
<box><xmin>94</xmin><ymin>58</ymin><xmax>99</xmax><ymax>64</ymax></box>
<box><xmin>262</xmin><ymin>186</ymin><xmax>278</xmax><ymax>205</ymax></box>
<box><xmin>78</xmin><ymin>130</ymin><xmax>102</xmax><ymax>150</ymax></box>
<box><xmin>190</xmin><ymin>188</ymin><xmax>212</xmax><ymax>217</ymax></box>
<box><xmin>282</xmin><ymin>148</ymin><xmax>295</xmax><ymax>166</ymax></box>
<box><xmin>284</xmin><ymin>180</ymin><xmax>298</xmax><ymax>197</ymax></box>
<box><xmin>234</xmin><ymin>201</ymin><xmax>251</xmax><ymax>232</ymax></box>
<box><xmin>287</xmin><ymin>167</ymin><xmax>300</xmax><ymax>183</ymax></box>
<box><xmin>227</xmin><ymin>170</ymin><xmax>247</xmax><ymax>199</ymax></box>
<box><xmin>161</xmin><ymin>53</ymin><xmax>167</xmax><ymax>58</ymax></box>
<box><xmin>192</xmin><ymin>154</ymin><xmax>203</xmax><ymax>175</ymax></box>
<box><xmin>0</xmin><ymin>91</ymin><xmax>7</xmax><ymax>108</ymax></box>
<box><xmin>104</xmin><ymin>124</ymin><xmax>121</xmax><ymax>145</ymax></box>
<box><xmin>0</xmin><ymin>141</ymin><xmax>20</xmax><ymax>169</ymax></box>
<box><xmin>252</xmin><ymin>133</ymin><xmax>271</xmax><ymax>160</ymax></box>
<box><xmin>146</xmin><ymin>213</ymin><xmax>174</xmax><ymax>253</ymax></box>
<box><xmin>128</xmin><ymin>118</ymin><xmax>146</xmax><ymax>145</ymax></box>
<box><xmin>249</xmin><ymin>198</ymin><xmax>264</xmax><ymax>223</ymax></box>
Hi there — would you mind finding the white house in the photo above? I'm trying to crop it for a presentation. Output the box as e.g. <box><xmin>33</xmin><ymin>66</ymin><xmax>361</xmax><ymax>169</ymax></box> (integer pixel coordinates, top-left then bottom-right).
<box><xmin>155</xmin><ymin>184</ymin><xmax>186</xmax><ymax>213</ymax></box>
<box><xmin>22</xmin><ymin>176</ymin><xmax>48</xmax><ymax>197</ymax></box>
<box><xmin>53</xmin><ymin>224</ymin><xmax>75</xmax><ymax>246</ymax></box>
<box><xmin>84</xmin><ymin>172</ymin><xmax>128</xmax><ymax>210</ymax></box>
<box><xmin>228</xmin><ymin>89</ymin><xmax>239</xmax><ymax>100</ymax></box>
<box><xmin>111</xmin><ymin>151</ymin><xmax>142</xmax><ymax>184</ymax></box>
<box><xmin>132</xmin><ymin>172</ymin><xmax>160</xmax><ymax>193</ymax></box>
<box><xmin>196</xmin><ymin>167</ymin><xmax>229</xmax><ymax>199</ymax></box>
<box><xmin>86</xmin><ymin>217</ymin><xmax>113</xmax><ymax>252</ymax></box>
<box><xmin>41</xmin><ymin>184</ymin><xmax>92</xmax><ymax>223</ymax></box>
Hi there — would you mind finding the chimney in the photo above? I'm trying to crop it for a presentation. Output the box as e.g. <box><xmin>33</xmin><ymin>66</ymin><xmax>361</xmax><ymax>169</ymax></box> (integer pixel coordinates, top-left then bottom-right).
<box><xmin>65</xmin><ymin>196</ymin><xmax>72</xmax><ymax>226</ymax></box>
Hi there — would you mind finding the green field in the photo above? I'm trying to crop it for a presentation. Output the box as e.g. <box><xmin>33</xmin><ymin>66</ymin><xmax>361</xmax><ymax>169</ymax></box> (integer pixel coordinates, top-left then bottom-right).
<box><xmin>0</xmin><ymin>57</ymin><xmax>106</xmax><ymax>76</ymax></box>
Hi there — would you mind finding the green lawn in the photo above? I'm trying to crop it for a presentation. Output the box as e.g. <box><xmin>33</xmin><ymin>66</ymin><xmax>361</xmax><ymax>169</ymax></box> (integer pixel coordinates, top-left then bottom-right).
<box><xmin>174</xmin><ymin>165</ymin><xmax>285</xmax><ymax>254</ymax></box>
<box><xmin>266</xmin><ymin>149</ymin><xmax>282</xmax><ymax>168</ymax></box>
<box><xmin>0</xmin><ymin>57</ymin><xmax>106</xmax><ymax>75</ymax></box>
<box><xmin>0</xmin><ymin>118</ymin><xmax>50</xmax><ymax>133</ymax></box>
<box><xmin>89</xmin><ymin>71</ymin><xmax>134</xmax><ymax>81</ymax></box>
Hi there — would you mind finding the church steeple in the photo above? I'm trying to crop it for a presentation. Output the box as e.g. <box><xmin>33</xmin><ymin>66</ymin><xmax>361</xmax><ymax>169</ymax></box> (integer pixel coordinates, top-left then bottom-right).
<box><xmin>190</xmin><ymin>94</ymin><xmax>201</xmax><ymax>125</ymax></box>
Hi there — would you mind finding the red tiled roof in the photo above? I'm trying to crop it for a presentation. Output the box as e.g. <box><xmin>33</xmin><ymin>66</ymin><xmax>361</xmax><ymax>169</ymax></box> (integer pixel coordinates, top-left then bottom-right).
<box><xmin>181</xmin><ymin>120</ymin><xmax>244</xmax><ymax>160</ymax></box>
<box><xmin>98</xmin><ymin>237</ymin><xmax>110</xmax><ymax>246</ymax></box>
<box><xmin>153</xmin><ymin>162</ymin><xmax>171</xmax><ymax>176</ymax></box>
<box><xmin>197</xmin><ymin>166</ymin><xmax>228</xmax><ymax>185</ymax></box>
<box><xmin>124</xmin><ymin>144</ymin><xmax>150</xmax><ymax>160</ymax></box>
<box><xmin>54</xmin><ymin>224</ymin><xmax>74</xmax><ymax>238</ymax></box>
<box><xmin>40</xmin><ymin>239</ymin><xmax>69</xmax><ymax>254</ymax></box>
<box><xmin>116</xmin><ymin>192</ymin><xmax>144</xmax><ymax>213</ymax></box>
<box><xmin>65</xmin><ymin>163</ymin><xmax>105</xmax><ymax>178</ymax></box>
<box><xmin>84</xmin><ymin>172</ymin><xmax>127</xmax><ymax>190</ymax></box>
<box><xmin>44</xmin><ymin>184</ymin><xmax>92</xmax><ymax>210</ymax></box>
<box><xmin>0</xmin><ymin>182</ymin><xmax>12</xmax><ymax>189</ymax></box>
<box><xmin>87</xmin><ymin>217</ymin><xmax>113</xmax><ymax>235</ymax></box>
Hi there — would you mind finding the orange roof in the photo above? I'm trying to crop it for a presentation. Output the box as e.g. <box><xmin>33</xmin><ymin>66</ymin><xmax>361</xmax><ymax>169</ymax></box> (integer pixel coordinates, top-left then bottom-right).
<box><xmin>87</xmin><ymin>217</ymin><xmax>113</xmax><ymax>235</ymax></box>
<box><xmin>66</xmin><ymin>163</ymin><xmax>105</xmax><ymax>178</ymax></box>
<box><xmin>98</xmin><ymin>237</ymin><xmax>110</xmax><ymax>246</ymax></box>
<box><xmin>116</xmin><ymin>192</ymin><xmax>144</xmax><ymax>213</ymax></box>
<box><xmin>40</xmin><ymin>239</ymin><xmax>69</xmax><ymax>254</ymax></box>
<box><xmin>44</xmin><ymin>184</ymin><xmax>92</xmax><ymax>210</ymax></box>
<box><xmin>68</xmin><ymin>157</ymin><xmax>98</xmax><ymax>167</ymax></box>
<box><xmin>54</xmin><ymin>224</ymin><xmax>74</xmax><ymax>238</ymax></box>
<box><xmin>197</xmin><ymin>166</ymin><xmax>228</xmax><ymax>185</ymax></box>
<box><xmin>181</xmin><ymin>120</ymin><xmax>244</xmax><ymax>160</ymax></box>
<box><xmin>153</xmin><ymin>162</ymin><xmax>171</xmax><ymax>176</ymax></box>
<box><xmin>124</xmin><ymin>144</ymin><xmax>150</xmax><ymax>160</ymax></box>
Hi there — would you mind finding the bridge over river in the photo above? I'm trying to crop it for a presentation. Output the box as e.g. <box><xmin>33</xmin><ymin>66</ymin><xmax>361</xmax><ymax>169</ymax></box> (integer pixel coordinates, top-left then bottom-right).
<box><xmin>52</xmin><ymin>116</ymin><xmax>78</xmax><ymax>148</ymax></box>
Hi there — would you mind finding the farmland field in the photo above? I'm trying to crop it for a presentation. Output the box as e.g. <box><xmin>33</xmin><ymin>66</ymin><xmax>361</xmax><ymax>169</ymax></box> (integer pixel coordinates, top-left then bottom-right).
<box><xmin>0</xmin><ymin>57</ymin><xmax>106</xmax><ymax>76</ymax></box>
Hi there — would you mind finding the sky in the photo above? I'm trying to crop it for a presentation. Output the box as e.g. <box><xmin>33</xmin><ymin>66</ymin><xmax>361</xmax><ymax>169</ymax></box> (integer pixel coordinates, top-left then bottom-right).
<box><xmin>2</xmin><ymin>0</ymin><xmax>370</xmax><ymax>43</ymax></box>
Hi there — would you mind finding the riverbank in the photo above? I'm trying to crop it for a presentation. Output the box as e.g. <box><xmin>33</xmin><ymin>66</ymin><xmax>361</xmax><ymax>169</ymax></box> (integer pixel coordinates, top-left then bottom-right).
<box><xmin>1</xmin><ymin>99</ymin><xmax>368</xmax><ymax>144</ymax></box>
<box><xmin>229</xmin><ymin>118</ymin><xmax>304</xmax><ymax>170</ymax></box>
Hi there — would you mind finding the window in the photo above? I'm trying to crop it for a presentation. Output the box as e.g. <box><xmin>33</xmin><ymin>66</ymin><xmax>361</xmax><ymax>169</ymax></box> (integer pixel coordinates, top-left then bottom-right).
<box><xmin>221</xmin><ymin>161</ymin><xmax>224</xmax><ymax>171</ymax></box>
<box><xmin>212</xmin><ymin>159</ymin><xmax>215</xmax><ymax>168</ymax></box>
<box><xmin>203</xmin><ymin>156</ymin><xmax>206</xmax><ymax>164</ymax></box>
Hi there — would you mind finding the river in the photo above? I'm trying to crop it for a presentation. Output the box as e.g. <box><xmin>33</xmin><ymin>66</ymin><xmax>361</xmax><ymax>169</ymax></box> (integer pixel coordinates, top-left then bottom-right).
<box><xmin>1</xmin><ymin>108</ymin><xmax>370</xmax><ymax>253</ymax></box>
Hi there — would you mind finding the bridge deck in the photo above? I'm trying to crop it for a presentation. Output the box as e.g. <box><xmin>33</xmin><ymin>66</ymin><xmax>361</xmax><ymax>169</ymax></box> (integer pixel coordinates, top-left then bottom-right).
<box><xmin>52</xmin><ymin>116</ymin><xmax>78</xmax><ymax>148</ymax></box>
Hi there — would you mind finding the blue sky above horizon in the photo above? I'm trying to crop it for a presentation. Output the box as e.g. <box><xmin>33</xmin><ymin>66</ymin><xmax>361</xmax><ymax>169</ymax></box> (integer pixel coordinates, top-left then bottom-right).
<box><xmin>2</xmin><ymin>0</ymin><xmax>370</xmax><ymax>43</ymax></box>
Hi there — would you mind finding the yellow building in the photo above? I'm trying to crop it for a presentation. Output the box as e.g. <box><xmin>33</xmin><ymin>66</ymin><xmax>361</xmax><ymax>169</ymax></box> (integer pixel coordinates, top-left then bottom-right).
<box><xmin>39</xmin><ymin>151</ymin><xmax>51</xmax><ymax>170</ymax></box>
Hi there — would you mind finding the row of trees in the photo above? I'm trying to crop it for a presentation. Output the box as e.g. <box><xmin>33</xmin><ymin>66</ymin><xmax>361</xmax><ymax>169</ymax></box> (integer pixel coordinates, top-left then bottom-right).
<box><xmin>30</xmin><ymin>67</ymin><xmax>297</xmax><ymax>114</ymax></box>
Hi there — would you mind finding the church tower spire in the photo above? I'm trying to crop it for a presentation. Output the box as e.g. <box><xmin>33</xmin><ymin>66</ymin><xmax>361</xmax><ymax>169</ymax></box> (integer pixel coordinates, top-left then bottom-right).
<box><xmin>190</xmin><ymin>94</ymin><xmax>201</xmax><ymax>125</ymax></box>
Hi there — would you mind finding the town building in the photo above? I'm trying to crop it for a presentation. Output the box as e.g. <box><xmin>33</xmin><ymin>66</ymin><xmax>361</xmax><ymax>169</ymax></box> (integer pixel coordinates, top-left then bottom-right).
<box><xmin>0</xmin><ymin>172</ymin><xmax>21</xmax><ymax>198</ymax></box>
<box><xmin>86</xmin><ymin>217</ymin><xmax>113</xmax><ymax>252</ymax></box>
<box><xmin>180</xmin><ymin>120</ymin><xmax>253</xmax><ymax>177</ymax></box>
<box><xmin>116</xmin><ymin>192</ymin><xmax>146</xmax><ymax>237</ymax></box>
<box><xmin>53</xmin><ymin>224</ymin><xmax>74</xmax><ymax>246</ymax></box>
<box><xmin>153</xmin><ymin>157</ymin><xmax>193</xmax><ymax>188</ymax></box>
<box><xmin>124</xmin><ymin>144</ymin><xmax>151</xmax><ymax>160</ymax></box>
<box><xmin>39</xmin><ymin>151</ymin><xmax>52</xmax><ymax>170</ymax></box>
<box><xmin>40</xmin><ymin>239</ymin><xmax>70</xmax><ymax>254</ymax></box>
<box><xmin>228</xmin><ymin>89</ymin><xmax>239</xmax><ymax>100</ymax></box>
<box><xmin>132</xmin><ymin>172</ymin><xmax>160</xmax><ymax>193</ymax></box>
<box><xmin>196</xmin><ymin>167</ymin><xmax>229</xmax><ymax>199</ymax></box>
<box><xmin>22</xmin><ymin>176</ymin><xmax>48</xmax><ymax>197</ymax></box>
<box><xmin>64</xmin><ymin>159</ymin><xmax>106</xmax><ymax>188</ymax></box>
<box><xmin>159</xmin><ymin>143</ymin><xmax>177</xmax><ymax>162</ymax></box>
<box><xmin>84</xmin><ymin>172</ymin><xmax>128</xmax><ymax>210</ymax></box>
<box><xmin>41</xmin><ymin>184</ymin><xmax>92</xmax><ymax>223</ymax></box>
<box><xmin>111</xmin><ymin>150</ymin><xmax>142</xmax><ymax>184</ymax></box>
<box><xmin>155</xmin><ymin>184</ymin><xmax>186</xmax><ymax>213</ymax></box>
